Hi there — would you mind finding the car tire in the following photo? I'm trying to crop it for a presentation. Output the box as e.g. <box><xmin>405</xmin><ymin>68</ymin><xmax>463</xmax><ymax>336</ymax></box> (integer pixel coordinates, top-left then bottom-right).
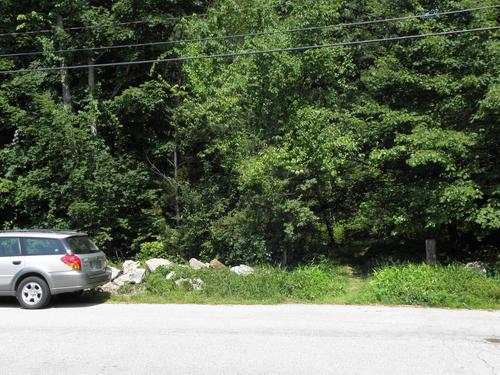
<box><xmin>16</xmin><ymin>276</ymin><xmax>51</xmax><ymax>309</ymax></box>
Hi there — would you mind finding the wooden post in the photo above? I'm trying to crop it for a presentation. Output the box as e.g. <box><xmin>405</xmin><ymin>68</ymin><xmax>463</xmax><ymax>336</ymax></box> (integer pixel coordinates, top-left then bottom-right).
<box><xmin>282</xmin><ymin>248</ymin><xmax>288</xmax><ymax>267</ymax></box>
<box><xmin>425</xmin><ymin>239</ymin><xmax>437</xmax><ymax>265</ymax></box>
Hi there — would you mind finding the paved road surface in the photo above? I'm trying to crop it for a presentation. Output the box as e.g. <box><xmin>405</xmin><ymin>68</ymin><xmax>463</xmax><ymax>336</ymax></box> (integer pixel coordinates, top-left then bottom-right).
<box><xmin>0</xmin><ymin>299</ymin><xmax>498</xmax><ymax>375</ymax></box>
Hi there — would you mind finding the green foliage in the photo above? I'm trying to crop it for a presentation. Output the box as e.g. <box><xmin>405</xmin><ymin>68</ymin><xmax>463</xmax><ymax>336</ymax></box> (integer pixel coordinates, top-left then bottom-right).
<box><xmin>114</xmin><ymin>262</ymin><xmax>500</xmax><ymax>309</ymax></box>
<box><xmin>173</xmin><ymin>0</ymin><xmax>500</xmax><ymax>262</ymax></box>
<box><xmin>145</xmin><ymin>272</ymin><xmax>173</xmax><ymax>296</ymax></box>
<box><xmin>0</xmin><ymin>0</ymin><xmax>498</xmax><ymax>263</ymax></box>
<box><xmin>371</xmin><ymin>263</ymin><xmax>500</xmax><ymax>308</ymax></box>
<box><xmin>143</xmin><ymin>263</ymin><xmax>348</xmax><ymax>302</ymax></box>
<box><xmin>135</xmin><ymin>241</ymin><xmax>168</xmax><ymax>262</ymax></box>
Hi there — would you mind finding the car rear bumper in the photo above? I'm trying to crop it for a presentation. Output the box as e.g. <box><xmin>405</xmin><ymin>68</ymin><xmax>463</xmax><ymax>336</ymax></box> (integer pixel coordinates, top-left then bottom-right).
<box><xmin>50</xmin><ymin>267</ymin><xmax>112</xmax><ymax>294</ymax></box>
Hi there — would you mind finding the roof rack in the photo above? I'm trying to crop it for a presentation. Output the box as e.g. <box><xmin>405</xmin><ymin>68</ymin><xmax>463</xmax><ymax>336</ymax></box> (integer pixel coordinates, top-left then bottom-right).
<box><xmin>0</xmin><ymin>229</ymin><xmax>81</xmax><ymax>233</ymax></box>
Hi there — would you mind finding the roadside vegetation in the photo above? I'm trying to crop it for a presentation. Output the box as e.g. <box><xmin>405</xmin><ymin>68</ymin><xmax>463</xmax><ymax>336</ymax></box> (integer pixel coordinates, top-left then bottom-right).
<box><xmin>108</xmin><ymin>262</ymin><xmax>500</xmax><ymax>310</ymax></box>
<box><xmin>371</xmin><ymin>263</ymin><xmax>500</xmax><ymax>309</ymax></box>
<box><xmin>1</xmin><ymin>1</ymin><xmax>499</xmax><ymax>269</ymax></box>
<box><xmin>1</xmin><ymin>1</ymin><xmax>499</xmax><ymax>310</ymax></box>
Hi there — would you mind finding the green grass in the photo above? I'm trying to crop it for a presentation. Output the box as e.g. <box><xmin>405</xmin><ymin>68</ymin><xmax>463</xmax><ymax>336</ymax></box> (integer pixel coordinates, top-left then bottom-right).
<box><xmin>107</xmin><ymin>262</ymin><xmax>500</xmax><ymax>309</ymax></box>
<box><xmin>111</xmin><ymin>264</ymin><xmax>350</xmax><ymax>304</ymax></box>
<box><xmin>370</xmin><ymin>263</ymin><xmax>500</xmax><ymax>309</ymax></box>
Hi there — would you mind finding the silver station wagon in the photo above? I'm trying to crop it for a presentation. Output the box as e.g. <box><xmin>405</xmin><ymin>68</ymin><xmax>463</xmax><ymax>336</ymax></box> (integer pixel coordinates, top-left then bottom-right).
<box><xmin>0</xmin><ymin>230</ymin><xmax>111</xmax><ymax>309</ymax></box>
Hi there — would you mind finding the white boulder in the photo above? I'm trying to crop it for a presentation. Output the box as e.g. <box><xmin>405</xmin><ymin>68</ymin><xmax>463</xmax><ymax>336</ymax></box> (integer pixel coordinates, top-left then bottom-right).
<box><xmin>189</xmin><ymin>258</ymin><xmax>209</xmax><ymax>270</ymax></box>
<box><xmin>146</xmin><ymin>258</ymin><xmax>174</xmax><ymax>272</ymax></box>
<box><xmin>128</xmin><ymin>268</ymin><xmax>146</xmax><ymax>284</ymax></box>
<box><xmin>465</xmin><ymin>261</ymin><xmax>487</xmax><ymax>275</ymax></box>
<box><xmin>114</xmin><ymin>268</ymin><xmax>146</xmax><ymax>285</ymax></box>
<box><xmin>113</xmin><ymin>274</ymin><xmax>129</xmax><ymax>287</ymax></box>
<box><xmin>123</xmin><ymin>260</ymin><xmax>140</xmax><ymax>274</ymax></box>
<box><xmin>100</xmin><ymin>282</ymin><xmax>120</xmax><ymax>294</ymax></box>
<box><xmin>109</xmin><ymin>266</ymin><xmax>122</xmax><ymax>281</ymax></box>
<box><xmin>230</xmin><ymin>264</ymin><xmax>254</xmax><ymax>276</ymax></box>
<box><xmin>165</xmin><ymin>271</ymin><xmax>176</xmax><ymax>280</ymax></box>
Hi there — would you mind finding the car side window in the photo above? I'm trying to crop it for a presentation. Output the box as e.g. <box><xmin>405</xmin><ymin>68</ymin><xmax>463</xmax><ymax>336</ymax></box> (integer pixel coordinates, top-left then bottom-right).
<box><xmin>0</xmin><ymin>238</ymin><xmax>21</xmax><ymax>257</ymax></box>
<box><xmin>22</xmin><ymin>238</ymin><xmax>64</xmax><ymax>256</ymax></box>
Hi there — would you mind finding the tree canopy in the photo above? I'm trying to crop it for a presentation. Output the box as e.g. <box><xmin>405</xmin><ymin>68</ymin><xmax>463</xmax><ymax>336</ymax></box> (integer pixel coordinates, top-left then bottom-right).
<box><xmin>0</xmin><ymin>0</ymin><xmax>498</xmax><ymax>264</ymax></box>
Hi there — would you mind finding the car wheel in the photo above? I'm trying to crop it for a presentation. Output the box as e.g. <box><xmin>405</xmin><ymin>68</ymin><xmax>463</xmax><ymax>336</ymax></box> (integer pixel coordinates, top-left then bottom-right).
<box><xmin>16</xmin><ymin>276</ymin><xmax>51</xmax><ymax>309</ymax></box>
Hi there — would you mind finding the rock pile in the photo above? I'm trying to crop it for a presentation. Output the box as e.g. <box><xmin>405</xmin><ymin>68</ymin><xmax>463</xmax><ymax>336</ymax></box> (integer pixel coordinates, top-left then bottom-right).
<box><xmin>101</xmin><ymin>262</ymin><xmax>147</xmax><ymax>294</ymax></box>
<box><xmin>100</xmin><ymin>257</ymin><xmax>255</xmax><ymax>295</ymax></box>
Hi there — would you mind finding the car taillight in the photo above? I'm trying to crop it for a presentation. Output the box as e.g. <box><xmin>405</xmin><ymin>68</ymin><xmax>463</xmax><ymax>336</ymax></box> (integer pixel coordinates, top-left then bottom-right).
<box><xmin>61</xmin><ymin>254</ymin><xmax>81</xmax><ymax>270</ymax></box>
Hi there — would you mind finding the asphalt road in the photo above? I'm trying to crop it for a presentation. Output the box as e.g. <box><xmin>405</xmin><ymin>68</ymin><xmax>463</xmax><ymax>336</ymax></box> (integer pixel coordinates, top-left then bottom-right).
<box><xmin>0</xmin><ymin>299</ymin><xmax>498</xmax><ymax>375</ymax></box>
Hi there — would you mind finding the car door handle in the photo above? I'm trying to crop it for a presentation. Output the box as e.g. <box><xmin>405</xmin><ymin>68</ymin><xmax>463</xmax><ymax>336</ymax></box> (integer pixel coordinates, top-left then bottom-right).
<box><xmin>12</xmin><ymin>261</ymin><xmax>21</xmax><ymax>265</ymax></box>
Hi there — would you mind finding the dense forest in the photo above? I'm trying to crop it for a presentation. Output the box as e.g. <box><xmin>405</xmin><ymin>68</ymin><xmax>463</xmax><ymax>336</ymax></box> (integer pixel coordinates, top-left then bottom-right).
<box><xmin>0</xmin><ymin>0</ymin><xmax>498</xmax><ymax>265</ymax></box>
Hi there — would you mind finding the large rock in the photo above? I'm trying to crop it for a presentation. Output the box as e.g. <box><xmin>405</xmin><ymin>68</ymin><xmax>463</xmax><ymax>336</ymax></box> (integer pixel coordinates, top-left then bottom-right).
<box><xmin>465</xmin><ymin>261</ymin><xmax>487</xmax><ymax>275</ymax></box>
<box><xmin>209</xmin><ymin>259</ymin><xmax>226</xmax><ymax>269</ymax></box>
<box><xmin>175</xmin><ymin>278</ymin><xmax>205</xmax><ymax>291</ymax></box>
<box><xmin>114</xmin><ymin>268</ymin><xmax>146</xmax><ymax>285</ymax></box>
<box><xmin>129</xmin><ymin>268</ymin><xmax>146</xmax><ymax>284</ymax></box>
<box><xmin>189</xmin><ymin>258</ymin><xmax>209</xmax><ymax>270</ymax></box>
<box><xmin>109</xmin><ymin>266</ymin><xmax>122</xmax><ymax>281</ymax></box>
<box><xmin>113</xmin><ymin>274</ymin><xmax>129</xmax><ymax>287</ymax></box>
<box><xmin>122</xmin><ymin>260</ymin><xmax>140</xmax><ymax>274</ymax></box>
<box><xmin>100</xmin><ymin>282</ymin><xmax>120</xmax><ymax>295</ymax></box>
<box><xmin>230</xmin><ymin>264</ymin><xmax>254</xmax><ymax>276</ymax></box>
<box><xmin>146</xmin><ymin>258</ymin><xmax>173</xmax><ymax>272</ymax></box>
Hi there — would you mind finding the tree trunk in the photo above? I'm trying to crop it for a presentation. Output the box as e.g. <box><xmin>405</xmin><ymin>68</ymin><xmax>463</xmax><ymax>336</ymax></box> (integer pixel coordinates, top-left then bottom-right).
<box><xmin>56</xmin><ymin>15</ymin><xmax>71</xmax><ymax>111</ymax></box>
<box><xmin>173</xmin><ymin>143</ymin><xmax>180</xmax><ymax>223</ymax></box>
<box><xmin>425</xmin><ymin>239</ymin><xmax>437</xmax><ymax>265</ymax></box>
<box><xmin>88</xmin><ymin>56</ymin><xmax>97</xmax><ymax>136</ymax></box>
<box><xmin>314</xmin><ymin>186</ymin><xmax>336</xmax><ymax>252</ymax></box>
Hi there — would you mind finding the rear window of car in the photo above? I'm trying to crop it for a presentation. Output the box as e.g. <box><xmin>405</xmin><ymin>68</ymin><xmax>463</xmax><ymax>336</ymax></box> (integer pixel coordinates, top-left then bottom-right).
<box><xmin>0</xmin><ymin>237</ymin><xmax>21</xmax><ymax>257</ymax></box>
<box><xmin>65</xmin><ymin>236</ymin><xmax>100</xmax><ymax>254</ymax></box>
<box><xmin>22</xmin><ymin>238</ymin><xmax>65</xmax><ymax>256</ymax></box>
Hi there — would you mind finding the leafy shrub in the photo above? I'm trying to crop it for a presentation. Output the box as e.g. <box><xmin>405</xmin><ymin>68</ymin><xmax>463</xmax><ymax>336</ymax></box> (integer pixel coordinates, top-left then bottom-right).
<box><xmin>371</xmin><ymin>263</ymin><xmax>500</xmax><ymax>308</ymax></box>
<box><xmin>135</xmin><ymin>241</ymin><xmax>168</xmax><ymax>261</ymax></box>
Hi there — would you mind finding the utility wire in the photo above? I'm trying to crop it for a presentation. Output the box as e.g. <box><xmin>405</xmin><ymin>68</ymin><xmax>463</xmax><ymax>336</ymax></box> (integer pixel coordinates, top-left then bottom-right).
<box><xmin>0</xmin><ymin>26</ymin><xmax>497</xmax><ymax>74</ymax></box>
<box><xmin>0</xmin><ymin>5</ymin><xmax>498</xmax><ymax>58</ymax></box>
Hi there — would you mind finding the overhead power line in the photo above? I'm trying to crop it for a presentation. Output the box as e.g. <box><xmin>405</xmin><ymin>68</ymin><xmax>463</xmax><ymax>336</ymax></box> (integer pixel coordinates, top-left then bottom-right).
<box><xmin>0</xmin><ymin>5</ymin><xmax>498</xmax><ymax>59</ymax></box>
<box><xmin>0</xmin><ymin>26</ymin><xmax>497</xmax><ymax>74</ymax></box>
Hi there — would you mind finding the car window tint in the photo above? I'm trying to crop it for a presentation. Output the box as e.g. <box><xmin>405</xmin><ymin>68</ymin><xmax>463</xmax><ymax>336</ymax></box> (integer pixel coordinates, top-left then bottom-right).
<box><xmin>65</xmin><ymin>236</ymin><xmax>99</xmax><ymax>254</ymax></box>
<box><xmin>0</xmin><ymin>238</ymin><xmax>21</xmax><ymax>257</ymax></box>
<box><xmin>23</xmin><ymin>238</ymin><xmax>64</xmax><ymax>256</ymax></box>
